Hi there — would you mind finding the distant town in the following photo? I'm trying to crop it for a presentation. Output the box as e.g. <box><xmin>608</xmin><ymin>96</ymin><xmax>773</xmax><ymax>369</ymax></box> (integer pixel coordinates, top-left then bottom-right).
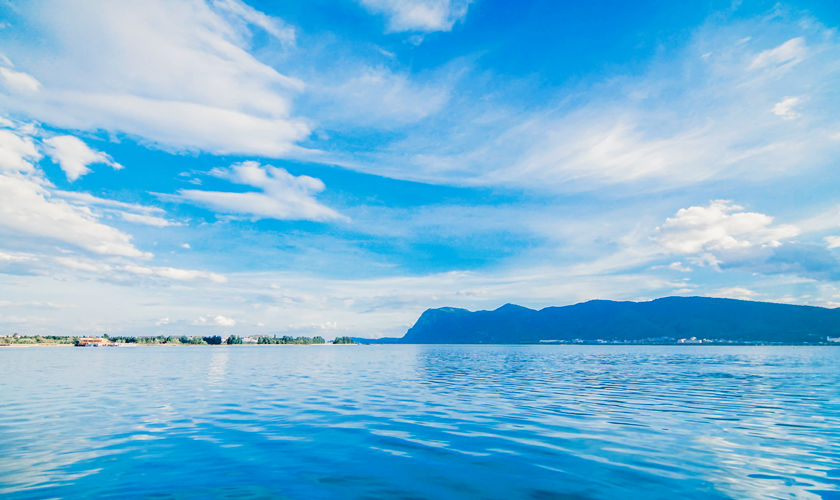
<box><xmin>0</xmin><ymin>334</ymin><xmax>355</xmax><ymax>346</ymax></box>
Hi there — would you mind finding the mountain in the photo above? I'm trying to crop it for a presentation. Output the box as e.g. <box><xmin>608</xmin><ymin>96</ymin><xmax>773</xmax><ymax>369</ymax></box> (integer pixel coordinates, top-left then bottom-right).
<box><xmin>365</xmin><ymin>297</ymin><xmax>840</xmax><ymax>344</ymax></box>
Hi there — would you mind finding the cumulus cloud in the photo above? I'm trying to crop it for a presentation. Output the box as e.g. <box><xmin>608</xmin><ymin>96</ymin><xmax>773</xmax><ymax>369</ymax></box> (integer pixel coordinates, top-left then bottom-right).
<box><xmin>772</xmin><ymin>96</ymin><xmax>801</xmax><ymax>120</ymax></box>
<box><xmin>657</xmin><ymin>200</ymin><xmax>798</xmax><ymax>255</ymax></box>
<box><xmin>0</xmin><ymin>1</ymin><xmax>309</xmax><ymax>157</ymax></box>
<box><xmin>653</xmin><ymin>201</ymin><xmax>840</xmax><ymax>281</ymax></box>
<box><xmin>44</xmin><ymin>135</ymin><xmax>122</xmax><ymax>181</ymax></box>
<box><xmin>358</xmin><ymin>0</ymin><xmax>472</xmax><ymax>32</ymax></box>
<box><xmin>172</xmin><ymin>161</ymin><xmax>345</xmax><ymax>222</ymax></box>
<box><xmin>194</xmin><ymin>314</ymin><xmax>236</xmax><ymax>327</ymax></box>
<box><xmin>668</xmin><ymin>261</ymin><xmax>692</xmax><ymax>272</ymax></box>
<box><xmin>0</xmin><ymin>129</ymin><xmax>40</xmax><ymax>173</ymax></box>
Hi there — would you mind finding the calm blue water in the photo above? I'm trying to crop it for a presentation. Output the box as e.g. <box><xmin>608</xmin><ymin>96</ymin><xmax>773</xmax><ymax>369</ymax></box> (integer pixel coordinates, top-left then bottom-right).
<box><xmin>1</xmin><ymin>345</ymin><xmax>838</xmax><ymax>499</ymax></box>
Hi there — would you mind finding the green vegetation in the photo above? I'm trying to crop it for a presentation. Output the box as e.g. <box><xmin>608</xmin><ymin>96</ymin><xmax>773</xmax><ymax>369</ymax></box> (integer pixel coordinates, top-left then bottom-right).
<box><xmin>226</xmin><ymin>335</ymin><xmax>243</xmax><ymax>345</ymax></box>
<box><xmin>333</xmin><ymin>336</ymin><xmax>354</xmax><ymax>344</ymax></box>
<box><xmin>0</xmin><ymin>335</ymin><xmax>78</xmax><ymax>345</ymax></box>
<box><xmin>257</xmin><ymin>335</ymin><xmax>326</xmax><ymax>344</ymax></box>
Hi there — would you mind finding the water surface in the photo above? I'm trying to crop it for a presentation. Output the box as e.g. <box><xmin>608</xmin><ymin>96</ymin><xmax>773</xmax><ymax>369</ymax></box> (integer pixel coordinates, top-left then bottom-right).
<box><xmin>1</xmin><ymin>345</ymin><xmax>838</xmax><ymax>498</ymax></box>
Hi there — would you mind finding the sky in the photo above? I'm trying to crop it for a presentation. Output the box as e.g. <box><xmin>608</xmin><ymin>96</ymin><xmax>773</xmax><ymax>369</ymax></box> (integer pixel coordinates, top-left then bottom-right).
<box><xmin>1</xmin><ymin>0</ymin><xmax>839</xmax><ymax>338</ymax></box>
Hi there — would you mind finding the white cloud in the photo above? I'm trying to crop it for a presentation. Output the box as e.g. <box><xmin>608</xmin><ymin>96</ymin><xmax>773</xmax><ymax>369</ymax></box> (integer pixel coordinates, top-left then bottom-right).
<box><xmin>657</xmin><ymin>200</ymin><xmax>799</xmax><ymax>256</ymax></box>
<box><xmin>0</xmin><ymin>128</ymin><xmax>147</xmax><ymax>258</ymax></box>
<box><xmin>52</xmin><ymin>256</ymin><xmax>227</xmax><ymax>284</ymax></box>
<box><xmin>0</xmin><ymin>129</ymin><xmax>40</xmax><ymax>173</ymax></box>
<box><xmin>668</xmin><ymin>261</ymin><xmax>693</xmax><ymax>272</ymax></box>
<box><xmin>121</xmin><ymin>264</ymin><xmax>227</xmax><ymax>283</ymax></box>
<box><xmin>330</xmin><ymin>18</ymin><xmax>840</xmax><ymax>192</ymax></box>
<box><xmin>0</xmin><ymin>126</ymin><xmax>223</xmax><ymax>291</ymax></box>
<box><xmin>120</xmin><ymin>212</ymin><xmax>177</xmax><ymax>227</ymax></box>
<box><xmin>0</xmin><ymin>1</ymin><xmax>309</xmax><ymax>157</ymax></box>
<box><xmin>0</xmin><ymin>175</ymin><xmax>149</xmax><ymax>258</ymax></box>
<box><xmin>181</xmin><ymin>243</ymin><xmax>191</xmax><ymax>249</ymax></box>
<box><xmin>194</xmin><ymin>314</ymin><xmax>236</xmax><ymax>327</ymax></box>
<box><xmin>53</xmin><ymin>188</ymin><xmax>178</xmax><ymax>226</ymax></box>
<box><xmin>749</xmin><ymin>37</ymin><xmax>806</xmax><ymax>70</ymax></box>
<box><xmin>311</xmin><ymin>66</ymin><xmax>451</xmax><ymax>126</ymax></box>
<box><xmin>172</xmin><ymin>161</ymin><xmax>345</xmax><ymax>222</ymax></box>
<box><xmin>0</xmin><ymin>66</ymin><xmax>41</xmax><ymax>93</ymax></box>
<box><xmin>825</xmin><ymin>236</ymin><xmax>840</xmax><ymax>249</ymax></box>
<box><xmin>211</xmin><ymin>0</ymin><xmax>295</xmax><ymax>46</ymax></box>
<box><xmin>214</xmin><ymin>315</ymin><xmax>236</xmax><ymax>327</ymax></box>
<box><xmin>712</xmin><ymin>286</ymin><xmax>758</xmax><ymax>300</ymax></box>
<box><xmin>771</xmin><ymin>96</ymin><xmax>801</xmax><ymax>120</ymax></box>
<box><xmin>0</xmin><ymin>250</ymin><xmax>35</xmax><ymax>263</ymax></box>
<box><xmin>44</xmin><ymin>135</ymin><xmax>122</xmax><ymax>181</ymax></box>
<box><xmin>54</xmin><ymin>190</ymin><xmax>164</xmax><ymax>215</ymax></box>
<box><xmin>358</xmin><ymin>0</ymin><xmax>472</xmax><ymax>33</ymax></box>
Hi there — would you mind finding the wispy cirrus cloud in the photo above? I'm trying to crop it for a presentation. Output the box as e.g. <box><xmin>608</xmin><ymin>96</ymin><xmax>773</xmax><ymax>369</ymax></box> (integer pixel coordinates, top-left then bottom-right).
<box><xmin>0</xmin><ymin>0</ymin><xmax>308</xmax><ymax>157</ymax></box>
<box><xmin>0</xmin><ymin>66</ymin><xmax>42</xmax><ymax>94</ymax></box>
<box><xmin>0</xmin><ymin>176</ymin><xmax>147</xmax><ymax>258</ymax></box>
<box><xmin>211</xmin><ymin>0</ymin><xmax>296</xmax><ymax>47</ymax></box>
<box><xmin>328</xmin><ymin>17</ymin><xmax>840</xmax><ymax>193</ymax></box>
<box><xmin>748</xmin><ymin>36</ymin><xmax>805</xmax><ymax>69</ymax></box>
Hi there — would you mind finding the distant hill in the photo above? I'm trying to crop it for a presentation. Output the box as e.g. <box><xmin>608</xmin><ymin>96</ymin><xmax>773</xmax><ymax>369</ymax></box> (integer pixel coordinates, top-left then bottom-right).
<box><xmin>361</xmin><ymin>297</ymin><xmax>840</xmax><ymax>344</ymax></box>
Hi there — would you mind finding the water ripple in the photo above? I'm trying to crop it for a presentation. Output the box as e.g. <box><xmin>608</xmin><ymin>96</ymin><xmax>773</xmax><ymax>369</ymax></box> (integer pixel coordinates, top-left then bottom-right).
<box><xmin>0</xmin><ymin>345</ymin><xmax>838</xmax><ymax>499</ymax></box>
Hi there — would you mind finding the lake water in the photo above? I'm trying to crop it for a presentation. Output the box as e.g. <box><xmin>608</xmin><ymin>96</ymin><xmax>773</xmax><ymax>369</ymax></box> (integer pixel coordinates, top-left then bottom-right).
<box><xmin>1</xmin><ymin>345</ymin><xmax>838</xmax><ymax>499</ymax></box>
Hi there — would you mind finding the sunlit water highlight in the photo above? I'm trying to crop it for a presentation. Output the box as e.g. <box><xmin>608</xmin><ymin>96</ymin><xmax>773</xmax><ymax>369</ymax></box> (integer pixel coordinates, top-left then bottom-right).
<box><xmin>1</xmin><ymin>345</ymin><xmax>838</xmax><ymax>499</ymax></box>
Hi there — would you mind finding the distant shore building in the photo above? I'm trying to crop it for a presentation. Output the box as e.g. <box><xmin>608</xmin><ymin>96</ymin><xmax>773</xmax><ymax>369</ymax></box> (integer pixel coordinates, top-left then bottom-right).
<box><xmin>678</xmin><ymin>337</ymin><xmax>703</xmax><ymax>344</ymax></box>
<box><xmin>77</xmin><ymin>337</ymin><xmax>113</xmax><ymax>347</ymax></box>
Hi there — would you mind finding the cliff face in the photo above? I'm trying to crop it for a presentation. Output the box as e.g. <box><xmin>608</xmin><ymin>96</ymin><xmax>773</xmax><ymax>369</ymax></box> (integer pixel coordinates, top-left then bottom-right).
<box><xmin>397</xmin><ymin>297</ymin><xmax>840</xmax><ymax>344</ymax></box>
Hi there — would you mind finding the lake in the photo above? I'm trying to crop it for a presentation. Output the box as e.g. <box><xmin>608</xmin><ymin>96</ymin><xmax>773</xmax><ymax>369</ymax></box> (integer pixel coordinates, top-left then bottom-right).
<box><xmin>1</xmin><ymin>345</ymin><xmax>838</xmax><ymax>499</ymax></box>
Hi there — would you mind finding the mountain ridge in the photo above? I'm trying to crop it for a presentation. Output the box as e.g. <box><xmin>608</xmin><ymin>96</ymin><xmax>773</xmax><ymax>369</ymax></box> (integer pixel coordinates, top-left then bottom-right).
<box><xmin>359</xmin><ymin>296</ymin><xmax>840</xmax><ymax>344</ymax></box>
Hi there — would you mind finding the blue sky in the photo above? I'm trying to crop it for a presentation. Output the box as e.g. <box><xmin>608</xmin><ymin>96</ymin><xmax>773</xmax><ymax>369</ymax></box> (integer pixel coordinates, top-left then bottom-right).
<box><xmin>1</xmin><ymin>0</ymin><xmax>840</xmax><ymax>338</ymax></box>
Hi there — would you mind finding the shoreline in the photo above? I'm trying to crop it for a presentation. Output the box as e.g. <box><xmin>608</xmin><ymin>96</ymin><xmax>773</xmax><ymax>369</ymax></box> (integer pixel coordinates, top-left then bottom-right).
<box><xmin>2</xmin><ymin>342</ymin><xmax>837</xmax><ymax>348</ymax></box>
<box><xmin>0</xmin><ymin>342</ymin><xmax>357</xmax><ymax>348</ymax></box>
